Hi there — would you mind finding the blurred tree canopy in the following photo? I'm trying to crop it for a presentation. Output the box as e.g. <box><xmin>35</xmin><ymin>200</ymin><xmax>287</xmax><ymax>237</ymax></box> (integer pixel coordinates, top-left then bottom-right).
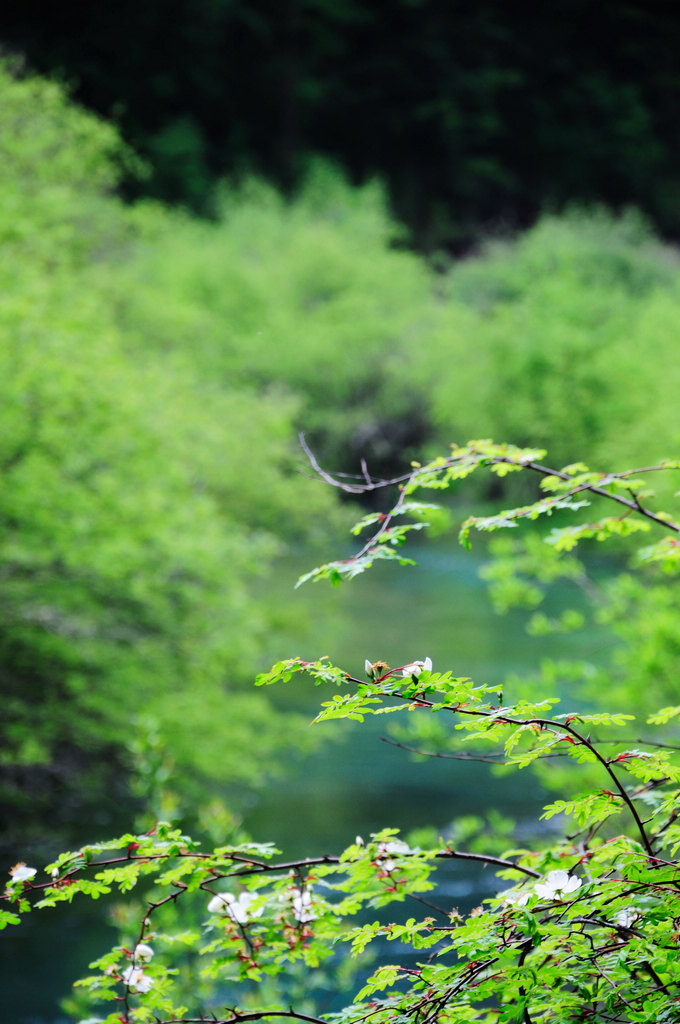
<box><xmin>2</xmin><ymin>55</ymin><xmax>680</xmax><ymax>857</ymax></box>
<box><xmin>0</xmin><ymin>64</ymin><xmax>346</xmax><ymax>852</ymax></box>
<box><xmin>1</xmin><ymin>1</ymin><xmax>679</xmax><ymax>247</ymax></box>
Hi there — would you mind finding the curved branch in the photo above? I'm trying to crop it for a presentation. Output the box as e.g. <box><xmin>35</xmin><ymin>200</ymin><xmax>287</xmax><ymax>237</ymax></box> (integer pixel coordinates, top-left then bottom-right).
<box><xmin>346</xmin><ymin>675</ymin><xmax>655</xmax><ymax>857</ymax></box>
<box><xmin>522</xmin><ymin>459</ymin><xmax>680</xmax><ymax>535</ymax></box>
<box><xmin>300</xmin><ymin>438</ymin><xmax>680</xmax><ymax>538</ymax></box>
<box><xmin>154</xmin><ymin>1013</ymin><xmax>328</xmax><ymax>1024</ymax></box>
<box><xmin>435</xmin><ymin>847</ymin><xmax>540</xmax><ymax>879</ymax></box>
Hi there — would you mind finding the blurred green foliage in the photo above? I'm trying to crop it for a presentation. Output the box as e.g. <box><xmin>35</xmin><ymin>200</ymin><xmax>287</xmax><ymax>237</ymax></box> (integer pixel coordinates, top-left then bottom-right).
<box><xmin>103</xmin><ymin>164</ymin><xmax>437</xmax><ymax>474</ymax></box>
<box><xmin>423</xmin><ymin>209</ymin><xmax>680</xmax><ymax>472</ymax></box>
<box><xmin>104</xmin><ymin>167</ymin><xmax>680</xmax><ymax>477</ymax></box>
<box><xmin>2</xmin><ymin>59</ymin><xmax>680</xmax><ymax>852</ymax></box>
<box><xmin>0</xmin><ymin>64</ymin><xmax>344</xmax><ymax>849</ymax></box>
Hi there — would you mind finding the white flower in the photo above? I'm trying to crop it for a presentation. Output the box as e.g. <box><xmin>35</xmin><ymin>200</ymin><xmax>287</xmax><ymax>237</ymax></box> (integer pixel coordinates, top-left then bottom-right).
<box><xmin>377</xmin><ymin>840</ymin><xmax>410</xmax><ymax>856</ymax></box>
<box><xmin>133</xmin><ymin>943</ymin><xmax>154</xmax><ymax>963</ymax></box>
<box><xmin>364</xmin><ymin>659</ymin><xmax>389</xmax><ymax>680</ymax></box>
<box><xmin>355</xmin><ymin>835</ymin><xmax>364</xmax><ymax>847</ymax></box>
<box><xmin>291</xmin><ymin>888</ymin><xmax>317</xmax><ymax>923</ymax></box>
<box><xmin>121</xmin><ymin>965</ymin><xmax>154</xmax><ymax>993</ymax></box>
<box><xmin>615</xmin><ymin>908</ymin><xmax>638</xmax><ymax>929</ymax></box>
<box><xmin>401</xmin><ymin>657</ymin><xmax>432</xmax><ymax>678</ymax></box>
<box><xmin>207</xmin><ymin>891</ymin><xmax>262</xmax><ymax>924</ymax></box>
<box><xmin>228</xmin><ymin>891</ymin><xmax>263</xmax><ymax>924</ymax></box>
<box><xmin>534</xmin><ymin>869</ymin><xmax>581</xmax><ymax>901</ymax></box>
<box><xmin>207</xmin><ymin>893</ymin><xmax>231</xmax><ymax>915</ymax></box>
<box><xmin>9</xmin><ymin>863</ymin><xmax>37</xmax><ymax>883</ymax></box>
<box><xmin>376</xmin><ymin>840</ymin><xmax>410</xmax><ymax>873</ymax></box>
<box><xmin>500</xmin><ymin>888</ymin><xmax>531</xmax><ymax>907</ymax></box>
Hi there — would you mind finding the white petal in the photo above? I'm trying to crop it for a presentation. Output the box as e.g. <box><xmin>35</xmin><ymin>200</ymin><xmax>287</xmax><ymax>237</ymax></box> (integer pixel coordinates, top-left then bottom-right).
<box><xmin>121</xmin><ymin>965</ymin><xmax>153</xmax><ymax>991</ymax></box>
<box><xmin>616</xmin><ymin>908</ymin><xmax>636</xmax><ymax>928</ymax></box>
<box><xmin>546</xmin><ymin>869</ymin><xmax>570</xmax><ymax>887</ymax></box>
<box><xmin>292</xmin><ymin>888</ymin><xmax>317</xmax><ymax>922</ymax></box>
<box><xmin>380</xmin><ymin>840</ymin><xmax>410</xmax><ymax>855</ymax></box>
<box><xmin>134</xmin><ymin>943</ymin><xmax>154</xmax><ymax>963</ymax></box>
<box><xmin>402</xmin><ymin>659</ymin><xmax>431</xmax><ymax>678</ymax></box>
<box><xmin>501</xmin><ymin>889</ymin><xmax>530</xmax><ymax>907</ymax></box>
<box><xmin>208</xmin><ymin>893</ymin><xmax>234</xmax><ymax>915</ymax></box>
<box><xmin>365</xmin><ymin>659</ymin><xmax>373</xmax><ymax>675</ymax></box>
<box><xmin>230</xmin><ymin>892</ymin><xmax>263</xmax><ymax>923</ymax></box>
<box><xmin>9</xmin><ymin>864</ymin><xmax>37</xmax><ymax>882</ymax></box>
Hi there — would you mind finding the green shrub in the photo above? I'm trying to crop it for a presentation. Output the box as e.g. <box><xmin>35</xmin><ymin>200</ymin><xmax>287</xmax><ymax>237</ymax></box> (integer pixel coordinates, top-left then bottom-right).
<box><xmin>424</xmin><ymin>209</ymin><xmax>680</xmax><ymax>471</ymax></box>
<box><xmin>0</xmin><ymin>64</ymin><xmax>344</xmax><ymax>845</ymax></box>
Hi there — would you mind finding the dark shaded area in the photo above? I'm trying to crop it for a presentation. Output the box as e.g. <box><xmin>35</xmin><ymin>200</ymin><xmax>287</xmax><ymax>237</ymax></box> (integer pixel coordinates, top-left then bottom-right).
<box><xmin>2</xmin><ymin>0</ymin><xmax>679</xmax><ymax>247</ymax></box>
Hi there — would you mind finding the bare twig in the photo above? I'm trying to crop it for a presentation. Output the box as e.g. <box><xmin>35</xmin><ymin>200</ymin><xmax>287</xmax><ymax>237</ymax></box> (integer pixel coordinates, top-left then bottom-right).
<box><xmin>299</xmin><ymin>435</ymin><xmax>680</xmax><ymax>536</ymax></box>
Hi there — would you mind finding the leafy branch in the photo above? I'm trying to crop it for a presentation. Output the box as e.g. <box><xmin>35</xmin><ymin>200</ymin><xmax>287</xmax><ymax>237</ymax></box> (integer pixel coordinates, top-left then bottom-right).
<box><xmin>299</xmin><ymin>437</ymin><xmax>680</xmax><ymax>583</ymax></box>
<box><xmin>6</xmin><ymin>441</ymin><xmax>680</xmax><ymax>1024</ymax></box>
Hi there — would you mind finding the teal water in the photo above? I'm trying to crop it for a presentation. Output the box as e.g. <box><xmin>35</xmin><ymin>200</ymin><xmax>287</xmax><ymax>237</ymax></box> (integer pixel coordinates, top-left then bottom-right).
<box><xmin>245</xmin><ymin>540</ymin><xmax>607</xmax><ymax>857</ymax></box>
<box><xmin>2</xmin><ymin>537</ymin><xmax>610</xmax><ymax>1022</ymax></box>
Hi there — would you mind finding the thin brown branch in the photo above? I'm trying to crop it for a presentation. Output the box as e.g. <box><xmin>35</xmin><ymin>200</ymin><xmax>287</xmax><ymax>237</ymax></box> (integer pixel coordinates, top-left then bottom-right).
<box><xmin>517</xmin><ymin>939</ymin><xmax>535</xmax><ymax>1024</ymax></box>
<box><xmin>153</xmin><ymin>1013</ymin><xmax>328</xmax><ymax>1024</ymax></box>
<box><xmin>380</xmin><ymin>734</ymin><xmax>578</xmax><ymax>763</ymax></box>
<box><xmin>522</xmin><ymin>459</ymin><xmax>680</xmax><ymax>534</ymax></box>
<box><xmin>300</xmin><ymin>438</ymin><xmax>680</xmax><ymax>538</ymax></box>
<box><xmin>299</xmin><ymin>434</ymin><xmax>394</xmax><ymax>493</ymax></box>
<box><xmin>436</xmin><ymin>847</ymin><xmax>540</xmax><ymax>878</ymax></box>
<box><xmin>380</xmin><ymin>735</ymin><xmax>508</xmax><ymax>762</ymax></box>
<box><xmin>595</xmin><ymin>737</ymin><xmax>680</xmax><ymax>752</ymax></box>
<box><xmin>344</xmin><ymin>673</ymin><xmax>655</xmax><ymax>856</ymax></box>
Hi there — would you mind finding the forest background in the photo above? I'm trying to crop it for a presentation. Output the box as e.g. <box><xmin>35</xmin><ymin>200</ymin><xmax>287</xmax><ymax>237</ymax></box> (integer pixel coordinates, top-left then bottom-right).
<box><xmin>2</xmin><ymin>2</ymin><xmax>680</xmax><ymax>1020</ymax></box>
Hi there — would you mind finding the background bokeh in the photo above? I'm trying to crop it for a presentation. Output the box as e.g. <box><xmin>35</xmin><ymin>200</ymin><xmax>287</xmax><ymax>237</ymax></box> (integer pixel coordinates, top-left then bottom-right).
<box><xmin>2</xmin><ymin>7</ymin><xmax>680</xmax><ymax>1019</ymax></box>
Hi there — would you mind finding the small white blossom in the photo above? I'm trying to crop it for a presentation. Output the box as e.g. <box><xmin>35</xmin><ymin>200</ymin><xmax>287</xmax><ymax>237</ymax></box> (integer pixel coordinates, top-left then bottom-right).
<box><xmin>500</xmin><ymin>888</ymin><xmax>531</xmax><ymax>907</ymax></box>
<box><xmin>207</xmin><ymin>893</ymin><xmax>231</xmax><ymax>915</ymax></box>
<box><xmin>401</xmin><ymin>657</ymin><xmax>432</xmax><ymax>678</ymax></box>
<box><xmin>50</xmin><ymin>867</ymin><xmax>60</xmax><ymax>881</ymax></box>
<box><xmin>376</xmin><ymin>840</ymin><xmax>410</xmax><ymax>873</ymax></box>
<box><xmin>291</xmin><ymin>888</ymin><xmax>317</xmax><ymax>923</ymax></box>
<box><xmin>615</xmin><ymin>908</ymin><xmax>638</xmax><ymax>929</ymax></box>
<box><xmin>133</xmin><ymin>943</ymin><xmax>154</xmax><ymax>963</ymax></box>
<box><xmin>121</xmin><ymin>965</ymin><xmax>154</xmax><ymax>993</ymax></box>
<box><xmin>207</xmin><ymin>891</ymin><xmax>262</xmax><ymax>924</ymax></box>
<box><xmin>9</xmin><ymin>863</ymin><xmax>37</xmax><ymax>883</ymax></box>
<box><xmin>534</xmin><ymin>869</ymin><xmax>581</xmax><ymax>901</ymax></box>
<box><xmin>355</xmin><ymin>835</ymin><xmax>364</xmax><ymax>847</ymax></box>
<box><xmin>377</xmin><ymin>840</ymin><xmax>410</xmax><ymax>856</ymax></box>
<box><xmin>364</xmin><ymin>659</ymin><xmax>389</xmax><ymax>680</ymax></box>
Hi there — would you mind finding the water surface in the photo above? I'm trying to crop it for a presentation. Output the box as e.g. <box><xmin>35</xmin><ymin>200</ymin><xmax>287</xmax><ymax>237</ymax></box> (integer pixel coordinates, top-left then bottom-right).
<box><xmin>3</xmin><ymin>537</ymin><xmax>608</xmax><ymax>1022</ymax></box>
